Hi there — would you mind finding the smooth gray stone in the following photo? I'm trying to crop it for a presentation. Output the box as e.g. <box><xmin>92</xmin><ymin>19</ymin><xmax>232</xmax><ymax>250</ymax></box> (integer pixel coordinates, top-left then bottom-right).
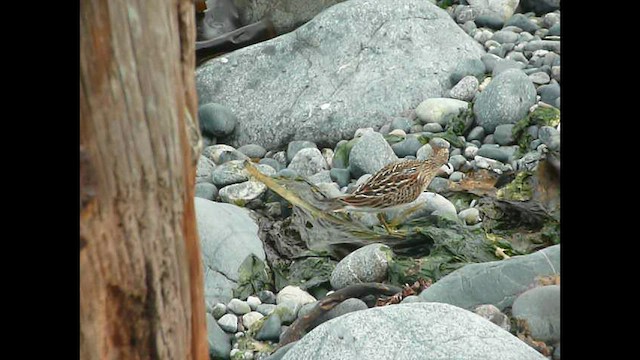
<box><xmin>286</xmin><ymin>140</ymin><xmax>317</xmax><ymax>163</ymax></box>
<box><xmin>196</xmin><ymin>198</ymin><xmax>266</xmax><ymax>307</ymax></box>
<box><xmin>538</xmin><ymin>83</ymin><xmax>560</xmax><ymax>106</ymax></box>
<box><xmin>491</xmin><ymin>30</ymin><xmax>519</xmax><ymax>44</ymax></box>
<box><xmin>198</xmin><ymin>102</ymin><xmax>237</xmax><ymax>138</ymax></box>
<box><xmin>196</xmin><ymin>0</ymin><xmax>485</xmax><ymax>151</ymax></box>
<box><xmin>512</xmin><ymin>285</ymin><xmax>560</xmax><ymax>343</ymax></box>
<box><xmin>287</xmin><ymin>147</ymin><xmax>329</xmax><ymax>177</ymax></box>
<box><xmin>228</xmin><ymin>298</ymin><xmax>251</xmax><ymax>315</ymax></box>
<box><xmin>449</xmin><ymin>75</ymin><xmax>479</xmax><ymax>102</ymax></box>
<box><xmin>458</xmin><ymin>207</ymin><xmax>481</xmax><ymax>225</ymax></box>
<box><xmin>419</xmin><ymin>245</ymin><xmax>560</xmax><ymax>311</ymax></box>
<box><xmin>449</xmin><ymin>171</ymin><xmax>465</xmax><ymax>182</ymax></box>
<box><xmin>474</xmin><ymin>68</ymin><xmax>536</xmax><ymax>133</ymax></box>
<box><xmin>207</xmin><ymin>313</ymin><xmax>231</xmax><ymax>359</ymax></box>
<box><xmin>195</xmin><ymin>182</ymin><xmax>219</xmax><ymax>200</ymax></box>
<box><xmin>391</xmin><ymin>134</ymin><xmax>423</xmax><ymax>157</ymax></box>
<box><xmin>330</xmin><ymin>243</ymin><xmax>391</xmax><ymax>290</ymax></box>
<box><xmin>348</xmin><ymin>131</ymin><xmax>398</xmax><ymax>178</ymax></box>
<box><xmin>449</xmin><ymin>154</ymin><xmax>467</xmax><ymax>170</ymax></box>
<box><xmin>330</xmin><ymin>167</ymin><xmax>352</xmax><ymax>188</ymax></box>
<box><xmin>538</xmin><ymin>126</ymin><xmax>560</xmax><ymax>151</ymax></box>
<box><xmin>426</xmin><ymin>177</ymin><xmax>450</xmax><ymax>193</ymax></box>
<box><xmin>256</xmin><ymin>303</ymin><xmax>277</xmax><ymax>316</ymax></box>
<box><xmin>281</xmin><ymin>302</ymin><xmax>547</xmax><ymax>360</ymax></box>
<box><xmin>259</xmin><ymin>157</ymin><xmax>284</xmax><ymax>172</ymax></box>
<box><xmin>255</xmin><ymin>313</ymin><xmax>283</xmax><ymax>342</ymax></box>
<box><xmin>492</xmin><ymin>59</ymin><xmax>525</xmax><ymax>77</ymax></box>
<box><xmin>477</xmin><ymin>147</ymin><xmax>509</xmax><ymax>163</ymax></box>
<box><xmin>520</xmin><ymin>0</ymin><xmax>560</xmax><ymax>15</ymax></box>
<box><xmin>422</xmin><ymin>122</ymin><xmax>444</xmax><ymax>133</ymax></box>
<box><xmin>196</xmin><ymin>155</ymin><xmax>216</xmax><ymax>184</ymax></box>
<box><xmin>257</xmin><ymin>290</ymin><xmax>277</xmax><ymax>304</ymax></box>
<box><xmin>390</xmin><ymin>117</ymin><xmax>412</xmax><ymax>133</ymax></box>
<box><xmin>493</xmin><ymin>124</ymin><xmax>516</xmax><ymax>145</ymax></box>
<box><xmin>525</xmin><ymin>40</ymin><xmax>560</xmax><ymax>53</ymax></box>
<box><xmin>548</xmin><ymin>22</ymin><xmax>560</xmax><ymax>36</ymax></box>
<box><xmin>237</xmin><ymin>144</ymin><xmax>267</xmax><ymax>159</ymax></box>
<box><xmin>218</xmin><ymin>313</ymin><xmax>238</xmax><ymax>333</ymax></box>
<box><xmin>474</xmin><ymin>14</ymin><xmax>504</xmax><ymax>29</ymax></box>
<box><xmin>218</xmin><ymin>181</ymin><xmax>267</xmax><ymax>205</ymax></box>
<box><xmin>450</xmin><ymin>58</ymin><xmax>486</xmax><ymax>84</ymax></box>
<box><xmin>505</xmin><ymin>13</ymin><xmax>540</xmax><ymax>33</ymax></box>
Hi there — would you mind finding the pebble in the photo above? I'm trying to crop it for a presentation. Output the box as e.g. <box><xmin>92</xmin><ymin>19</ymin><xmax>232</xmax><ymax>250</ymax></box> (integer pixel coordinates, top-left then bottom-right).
<box><xmin>458</xmin><ymin>207</ymin><xmax>480</xmax><ymax>225</ymax></box>
<box><xmin>237</xmin><ymin>144</ymin><xmax>267</xmax><ymax>159</ymax></box>
<box><xmin>543</xmin><ymin>12</ymin><xmax>560</xmax><ymax>28</ymax></box>
<box><xmin>255</xmin><ymin>313</ymin><xmax>282</xmax><ymax>341</ymax></box>
<box><xmin>228</xmin><ymin>298</ymin><xmax>252</xmax><ymax>315</ymax></box>
<box><xmin>330</xmin><ymin>243</ymin><xmax>391</xmax><ymax>290</ymax></box>
<box><xmin>464</xmin><ymin>145</ymin><xmax>479</xmax><ymax>159</ymax></box>
<box><xmin>212</xmin><ymin>303</ymin><xmax>227</xmax><ymax>320</ymax></box>
<box><xmin>287</xmin><ymin>147</ymin><xmax>329</xmax><ymax>177</ymax></box>
<box><xmin>426</xmin><ymin>177</ymin><xmax>450</xmax><ymax>194</ymax></box>
<box><xmin>525</xmin><ymin>40</ymin><xmax>560</xmax><ymax>53</ymax></box>
<box><xmin>529</xmin><ymin>71</ymin><xmax>551</xmax><ymax>84</ymax></box>
<box><xmin>480</xmin><ymin>53</ymin><xmax>501</xmax><ymax>73</ymax></box>
<box><xmin>449</xmin><ymin>75</ymin><xmax>479</xmax><ymax>102</ymax></box>
<box><xmin>449</xmin><ymin>171</ymin><xmax>464</xmax><ymax>182</ymax></box>
<box><xmin>218</xmin><ymin>181</ymin><xmax>267</xmax><ymax>205</ymax></box>
<box><xmin>547</xmin><ymin>22</ymin><xmax>560</xmax><ymax>36</ymax></box>
<box><xmin>276</xmin><ymin>286</ymin><xmax>317</xmax><ymax>306</ymax></box>
<box><xmin>286</xmin><ymin>140</ymin><xmax>317</xmax><ymax>163</ymax></box>
<box><xmin>196</xmin><ymin>155</ymin><xmax>216</xmax><ymax>184</ymax></box>
<box><xmin>449</xmin><ymin>154</ymin><xmax>467</xmax><ymax>171</ymax></box>
<box><xmin>422</xmin><ymin>122</ymin><xmax>444</xmax><ymax>133</ymax></box>
<box><xmin>388</xmin><ymin>129</ymin><xmax>407</xmax><ymax>138</ymax></box>
<box><xmin>330</xmin><ymin>167</ymin><xmax>351</xmax><ymax>188</ymax></box>
<box><xmin>449</xmin><ymin>58</ymin><xmax>486</xmax><ymax>84</ymax></box>
<box><xmin>473</xmin><ymin>29</ymin><xmax>494</xmax><ymax>44</ymax></box>
<box><xmin>483</xmin><ymin>134</ymin><xmax>496</xmax><ymax>145</ymax></box>
<box><xmin>274</xmin><ymin>300</ymin><xmax>301</xmax><ymax>324</ymax></box>
<box><xmin>348</xmin><ymin>131</ymin><xmax>398</xmax><ymax>178</ymax></box>
<box><xmin>198</xmin><ymin>102</ymin><xmax>237</xmax><ymax>137</ymax></box>
<box><xmin>474</xmin><ymin>156</ymin><xmax>512</xmax><ymax>174</ymax></box>
<box><xmin>257</xmin><ymin>290</ymin><xmax>276</xmax><ymax>304</ymax></box>
<box><xmin>493</xmin><ymin>124</ymin><xmax>516</xmax><ymax>146</ymax></box>
<box><xmin>391</xmin><ymin>134</ymin><xmax>423</xmax><ymax>157</ymax></box>
<box><xmin>474</xmin><ymin>14</ymin><xmax>504</xmax><ymax>29</ymax></box>
<box><xmin>308</xmin><ymin>170</ymin><xmax>333</xmax><ymax>185</ymax></box>
<box><xmin>410</xmin><ymin>124</ymin><xmax>424</xmax><ymax>134</ymax></box>
<box><xmin>551</xmin><ymin>66</ymin><xmax>560</xmax><ymax>82</ymax></box>
<box><xmin>218</xmin><ymin>313</ymin><xmax>238</xmax><ymax>333</ymax></box>
<box><xmin>256</xmin><ymin>303</ymin><xmax>277</xmax><ymax>316</ymax></box>
<box><xmin>505</xmin><ymin>13</ymin><xmax>539</xmax><ymax>33</ymax></box>
<box><xmin>246</xmin><ymin>296</ymin><xmax>262</xmax><ymax>310</ymax></box>
<box><xmin>211</xmin><ymin>160</ymin><xmax>250</xmax><ymax>187</ymax></box>
<box><xmin>195</xmin><ymin>182</ymin><xmax>218</xmax><ymax>201</ymax></box>
<box><xmin>478</xmin><ymin>76</ymin><xmax>492</xmax><ymax>92</ymax></box>
<box><xmin>461</xmin><ymin>20</ymin><xmax>477</xmax><ymax>35</ymax></box>
<box><xmin>258</xmin><ymin>157</ymin><xmax>284</xmax><ymax>172</ymax></box>
<box><xmin>474</xmin><ymin>304</ymin><xmax>510</xmax><ymax>331</ymax></box>
<box><xmin>242</xmin><ymin>311</ymin><xmax>264</xmax><ymax>330</ymax></box>
<box><xmin>277</xmin><ymin>168</ymin><xmax>298</xmax><ymax>179</ymax></box>
<box><xmin>476</xmin><ymin>146</ymin><xmax>509</xmax><ymax>163</ymax></box>
<box><xmin>505</xmin><ymin>51</ymin><xmax>528</xmax><ymax>65</ymax></box>
<box><xmin>415</xmin><ymin>98</ymin><xmax>469</xmax><ymax>126</ymax></box>
<box><xmin>492</xmin><ymin>59</ymin><xmax>524</xmax><ymax>77</ymax></box>
<box><xmin>491</xmin><ymin>30</ymin><xmax>519</xmax><ymax>44</ymax></box>
<box><xmin>202</xmin><ymin>144</ymin><xmax>249</xmax><ymax>165</ymax></box>
<box><xmin>390</xmin><ymin>117</ymin><xmax>412</xmax><ymax>133</ymax></box>
<box><xmin>416</xmin><ymin>144</ymin><xmax>433</xmax><ymax>161</ymax></box>
<box><xmin>538</xmin><ymin>126</ymin><xmax>560</xmax><ymax>151</ymax></box>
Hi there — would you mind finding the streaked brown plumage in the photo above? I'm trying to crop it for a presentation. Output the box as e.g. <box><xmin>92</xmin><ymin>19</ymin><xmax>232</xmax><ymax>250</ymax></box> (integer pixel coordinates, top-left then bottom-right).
<box><xmin>329</xmin><ymin>144</ymin><xmax>450</xmax><ymax>212</ymax></box>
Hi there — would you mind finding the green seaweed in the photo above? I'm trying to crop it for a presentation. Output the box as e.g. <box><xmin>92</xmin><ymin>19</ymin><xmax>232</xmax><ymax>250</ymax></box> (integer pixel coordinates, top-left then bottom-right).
<box><xmin>271</xmin><ymin>256</ymin><xmax>337</xmax><ymax>293</ymax></box>
<box><xmin>497</xmin><ymin>171</ymin><xmax>533</xmax><ymax>201</ymax></box>
<box><xmin>512</xmin><ymin>106</ymin><xmax>561</xmax><ymax>157</ymax></box>
<box><xmin>417</xmin><ymin>103</ymin><xmax>475</xmax><ymax>148</ymax></box>
<box><xmin>234</xmin><ymin>255</ymin><xmax>274</xmax><ymax>300</ymax></box>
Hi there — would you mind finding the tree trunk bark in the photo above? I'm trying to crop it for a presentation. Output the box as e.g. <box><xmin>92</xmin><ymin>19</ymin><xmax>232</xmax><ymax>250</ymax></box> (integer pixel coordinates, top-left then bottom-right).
<box><xmin>80</xmin><ymin>0</ymin><xmax>206</xmax><ymax>359</ymax></box>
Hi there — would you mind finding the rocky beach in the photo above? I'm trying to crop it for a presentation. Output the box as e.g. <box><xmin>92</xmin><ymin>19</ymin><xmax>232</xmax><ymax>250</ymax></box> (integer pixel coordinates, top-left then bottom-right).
<box><xmin>193</xmin><ymin>0</ymin><xmax>561</xmax><ymax>359</ymax></box>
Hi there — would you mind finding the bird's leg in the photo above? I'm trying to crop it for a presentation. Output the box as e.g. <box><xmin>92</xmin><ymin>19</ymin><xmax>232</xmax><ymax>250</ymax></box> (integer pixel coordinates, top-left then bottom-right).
<box><xmin>377</xmin><ymin>213</ymin><xmax>394</xmax><ymax>234</ymax></box>
<box><xmin>387</xmin><ymin>203</ymin><xmax>424</xmax><ymax>228</ymax></box>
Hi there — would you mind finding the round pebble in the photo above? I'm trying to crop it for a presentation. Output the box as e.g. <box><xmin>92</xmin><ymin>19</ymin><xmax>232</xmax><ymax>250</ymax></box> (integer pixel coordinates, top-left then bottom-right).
<box><xmin>474</xmin><ymin>14</ymin><xmax>504</xmax><ymax>29</ymax></box>
<box><xmin>458</xmin><ymin>207</ymin><xmax>481</xmax><ymax>225</ymax></box>
<box><xmin>286</xmin><ymin>140</ymin><xmax>317</xmax><ymax>163</ymax></box>
<box><xmin>493</xmin><ymin>124</ymin><xmax>516</xmax><ymax>146</ymax></box>
<box><xmin>529</xmin><ymin>71</ymin><xmax>550</xmax><ymax>84</ymax></box>
<box><xmin>212</xmin><ymin>303</ymin><xmax>227</xmax><ymax>320</ymax></box>
<box><xmin>198</xmin><ymin>102</ymin><xmax>237</xmax><ymax>137</ymax></box>
<box><xmin>228</xmin><ymin>298</ymin><xmax>251</xmax><ymax>315</ymax></box>
<box><xmin>390</xmin><ymin>117</ymin><xmax>412</xmax><ymax>133</ymax></box>
<box><xmin>237</xmin><ymin>144</ymin><xmax>267</xmax><ymax>159</ymax></box>
<box><xmin>449</xmin><ymin>75</ymin><xmax>479</xmax><ymax>102</ymax></box>
<box><xmin>449</xmin><ymin>171</ymin><xmax>464</xmax><ymax>182</ymax></box>
<box><xmin>218</xmin><ymin>314</ymin><xmax>238</xmax><ymax>333</ymax></box>
<box><xmin>246</xmin><ymin>296</ymin><xmax>262</xmax><ymax>310</ymax></box>
<box><xmin>242</xmin><ymin>311</ymin><xmax>264</xmax><ymax>330</ymax></box>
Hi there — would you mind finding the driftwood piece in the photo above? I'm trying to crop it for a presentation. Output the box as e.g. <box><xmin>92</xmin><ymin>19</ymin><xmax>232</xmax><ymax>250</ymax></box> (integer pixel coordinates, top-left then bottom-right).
<box><xmin>277</xmin><ymin>283</ymin><xmax>403</xmax><ymax>348</ymax></box>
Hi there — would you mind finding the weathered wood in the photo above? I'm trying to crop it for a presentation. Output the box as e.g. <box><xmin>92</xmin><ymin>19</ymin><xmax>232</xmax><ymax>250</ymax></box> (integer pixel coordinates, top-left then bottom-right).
<box><xmin>277</xmin><ymin>283</ymin><xmax>403</xmax><ymax>348</ymax></box>
<box><xmin>80</xmin><ymin>0</ymin><xmax>207</xmax><ymax>359</ymax></box>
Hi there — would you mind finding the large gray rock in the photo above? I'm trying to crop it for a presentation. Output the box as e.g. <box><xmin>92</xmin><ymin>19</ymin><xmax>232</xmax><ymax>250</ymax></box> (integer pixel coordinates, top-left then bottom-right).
<box><xmin>232</xmin><ymin>0</ymin><xmax>348</xmax><ymax>35</ymax></box>
<box><xmin>348</xmin><ymin>130</ymin><xmax>398</xmax><ymax>179</ymax></box>
<box><xmin>196</xmin><ymin>0</ymin><xmax>485</xmax><ymax>151</ymax></box>
<box><xmin>512</xmin><ymin>285</ymin><xmax>560</xmax><ymax>343</ymax></box>
<box><xmin>419</xmin><ymin>245</ymin><xmax>560</xmax><ymax>311</ymax></box>
<box><xmin>474</xmin><ymin>69</ymin><xmax>537</xmax><ymax>133</ymax></box>
<box><xmin>195</xmin><ymin>198</ymin><xmax>266</xmax><ymax>307</ymax></box>
<box><xmin>330</xmin><ymin>243</ymin><xmax>391</xmax><ymax>290</ymax></box>
<box><xmin>281</xmin><ymin>302</ymin><xmax>546</xmax><ymax>360</ymax></box>
<box><xmin>519</xmin><ymin>0</ymin><xmax>560</xmax><ymax>15</ymax></box>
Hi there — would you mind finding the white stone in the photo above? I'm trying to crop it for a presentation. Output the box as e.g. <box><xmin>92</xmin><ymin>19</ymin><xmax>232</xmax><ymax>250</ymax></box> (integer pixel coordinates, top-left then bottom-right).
<box><xmin>276</xmin><ymin>286</ymin><xmax>317</xmax><ymax>306</ymax></box>
<box><xmin>242</xmin><ymin>311</ymin><xmax>264</xmax><ymax>330</ymax></box>
<box><xmin>218</xmin><ymin>314</ymin><xmax>238</xmax><ymax>333</ymax></box>
<box><xmin>246</xmin><ymin>296</ymin><xmax>262</xmax><ymax>310</ymax></box>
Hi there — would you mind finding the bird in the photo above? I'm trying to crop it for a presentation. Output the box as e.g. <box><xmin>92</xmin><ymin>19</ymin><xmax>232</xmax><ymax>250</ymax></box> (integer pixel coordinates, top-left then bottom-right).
<box><xmin>325</xmin><ymin>143</ymin><xmax>450</xmax><ymax>223</ymax></box>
